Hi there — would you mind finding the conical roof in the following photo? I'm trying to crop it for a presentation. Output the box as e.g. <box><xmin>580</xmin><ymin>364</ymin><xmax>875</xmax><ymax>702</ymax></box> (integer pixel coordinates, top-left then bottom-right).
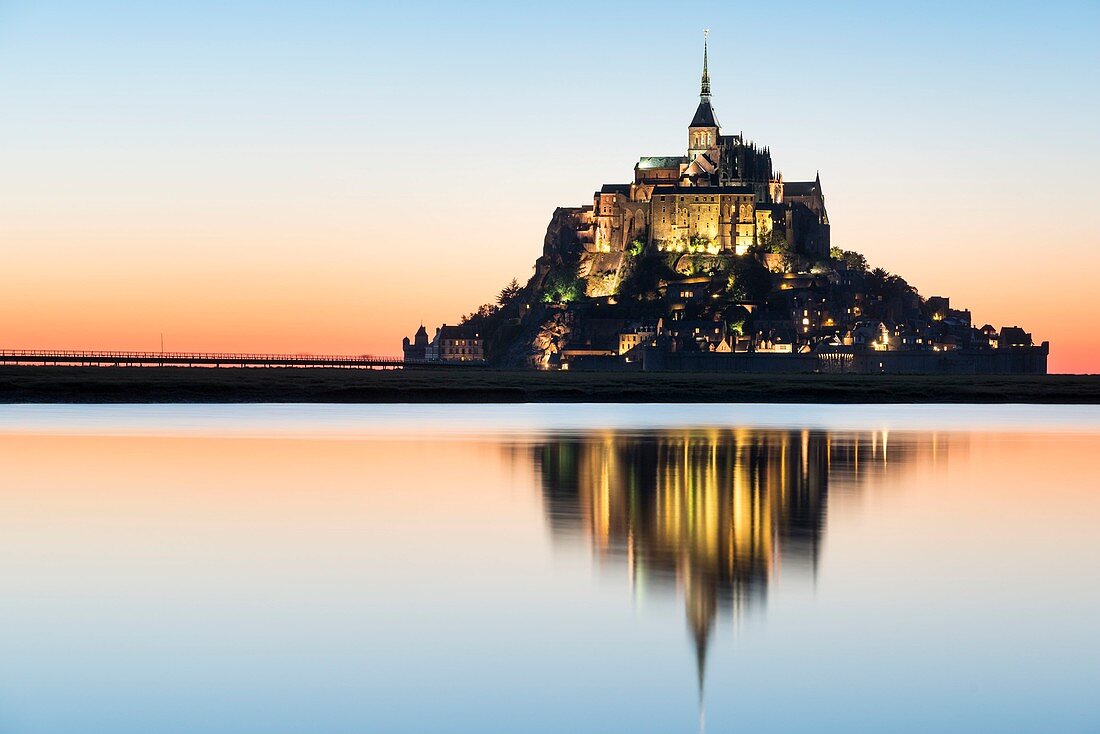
<box><xmin>690</xmin><ymin>99</ymin><xmax>719</xmax><ymax>128</ymax></box>
<box><xmin>689</xmin><ymin>31</ymin><xmax>719</xmax><ymax>129</ymax></box>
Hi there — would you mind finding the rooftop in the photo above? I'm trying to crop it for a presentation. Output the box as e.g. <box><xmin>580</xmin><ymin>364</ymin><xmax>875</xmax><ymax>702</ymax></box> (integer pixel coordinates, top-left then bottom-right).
<box><xmin>689</xmin><ymin>98</ymin><xmax>719</xmax><ymax>128</ymax></box>
<box><xmin>652</xmin><ymin>185</ymin><xmax>753</xmax><ymax>195</ymax></box>
<box><xmin>437</xmin><ymin>324</ymin><xmax>482</xmax><ymax>340</ymax></box>
<box><xmin>784</xmin><ymin>181</ymin><xmax>819</xmax><ymax>197</ymax></box>
<box><xmin>637</xmin><ymin>156</ymin><xmax>689</xmax><ymax>170</ymax></box>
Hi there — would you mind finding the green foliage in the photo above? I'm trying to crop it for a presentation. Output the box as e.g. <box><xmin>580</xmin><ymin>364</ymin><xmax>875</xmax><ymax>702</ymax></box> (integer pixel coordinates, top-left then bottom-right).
<box><xmin>678</xmin><ymin>253</ymin><xmax>728</xmax><ymax>277</ymax></box>
<box><xmin>541</xmin><ymin>271</ymin><xmax>585</xmax><ymax>304</ymax></box>
<box><xmin>753</xmin><ymin>227</ymin><xmax>789</xmax><ymax>255</ymax></box>
<box><xmin>618</xmin><ymin>254</ymin><xmax>678</xmax><ymax>301</ymax></box>
<box><xmin>830</xmin><ymin>247</ymin><xmax>868</xmax><ymax>272</ymax></box>
<box><xmin>688</xmin><ymin>235</ymin><xmax>712</xmax><ymax>254</ymax></box>
<box><xmin>725</xmin><ymin>257</ymin><xmax>772</xmax><ymax>301</ymax></box>
<box><xmin>728</xmin><ymin>319</ymin><xmax>745</xmax><ymax>336</ymax></box>
<box><xmin>628</xmin><ymin>238</ymin><xmax>646</xmax><ymax>257</ymax></box>
<box><xmin>588</xmin><ymin>268</ymin><xmax>622</xmax><ymax>297</ymax></box>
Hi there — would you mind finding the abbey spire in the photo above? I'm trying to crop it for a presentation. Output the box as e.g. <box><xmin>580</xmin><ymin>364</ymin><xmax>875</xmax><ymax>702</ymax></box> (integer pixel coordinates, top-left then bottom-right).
<box><xmin>700</xmin><ymin>28</ymin><xmax>711</xmax><ymax>99</ymax></box>
<box><xmin>688</xmin><ymin>29</ymin><xmax>720</xmax><ymax>158</ymax></box>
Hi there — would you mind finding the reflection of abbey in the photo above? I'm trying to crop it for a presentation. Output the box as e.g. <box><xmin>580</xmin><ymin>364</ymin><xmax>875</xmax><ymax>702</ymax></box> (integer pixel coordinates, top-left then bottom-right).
<box><xmin>583</xmin><ymin>33</ymin><xmax>830</xmax><ymax>259</ymax></box>
<box><xmin>404</xmin><ymin>32</ymin><xmax>1048</xmax><ymax>375</ymax></box>
<box><xmin>533</xmin><ymin>428</ymin><xmax>935</xmax><ymax>705</ymax></box>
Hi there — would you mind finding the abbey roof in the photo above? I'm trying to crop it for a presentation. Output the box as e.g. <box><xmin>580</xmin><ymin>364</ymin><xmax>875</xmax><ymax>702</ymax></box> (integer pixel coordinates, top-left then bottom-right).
<box><xmin>652</xmin><ymin>185</ymin><xmax>753</xmax><ymax>195</ymax></box>
<box><xmin>689</xmin><ymin>99</ymin><xmax>719</xmax><ymax>128</ymax></box>
<box><xmin>783</xmin><ymin>181</ymin><xmax>820</xmax><ymax>197</ymax></box>
<box><xmin>637</xmin><ymin>156</ymin><xmax>688</xmax><ymax>169</ymax></box>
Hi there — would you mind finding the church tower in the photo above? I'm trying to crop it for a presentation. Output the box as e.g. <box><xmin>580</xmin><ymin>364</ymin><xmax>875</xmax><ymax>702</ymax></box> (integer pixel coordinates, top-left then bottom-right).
<box><xmin>688</xmin><ymin>30</ymin><xmax>720</xmax><ymax>160</ymax></box>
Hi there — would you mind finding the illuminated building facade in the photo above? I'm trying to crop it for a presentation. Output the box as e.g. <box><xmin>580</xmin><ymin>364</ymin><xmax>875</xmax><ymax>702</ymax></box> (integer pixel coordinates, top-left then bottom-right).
<box><xmin>580</xmin><ymin>32</ymin><xmax>830</xmax><ymax>258</ymax></box>
<box><xmin>402</xmin><ymin>324</ymin><xmax>485</xmax><ymax>363</ymax></box>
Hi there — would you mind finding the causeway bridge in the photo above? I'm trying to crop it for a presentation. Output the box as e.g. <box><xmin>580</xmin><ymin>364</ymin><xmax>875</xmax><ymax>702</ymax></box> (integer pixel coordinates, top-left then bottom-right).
<box><xmin>0</xmin><ymin>349</ymin><xmax>470</xmax><ymax>370</ymax></box>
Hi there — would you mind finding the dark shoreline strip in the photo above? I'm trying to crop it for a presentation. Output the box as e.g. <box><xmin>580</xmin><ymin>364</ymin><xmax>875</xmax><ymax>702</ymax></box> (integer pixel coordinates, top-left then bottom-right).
<box><xmin>0</xmin><ymin>366</ymin><xmax>1097</xmax><ymax>404</ymax></box>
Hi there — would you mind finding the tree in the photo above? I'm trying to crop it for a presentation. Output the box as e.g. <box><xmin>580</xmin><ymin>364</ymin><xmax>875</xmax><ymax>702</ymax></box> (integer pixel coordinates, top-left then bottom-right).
<box><xmin>678</xmin><ymin>253</ymin><xmax>727</xmax><ymax>277</ymax></box>
<box><xmin>498</xmin><ymin>278</ymin><xmax>522</xmax><ymax>305</ymax></box>
<box><xmin>460</xmin><ymin>302</ymin><xmax>499</xmax><ymax>326</ymax></box>
<box><xmin>618</xmin><ymin>253</ymin><xmax>678</xmax><ymax>301</ymax></box>
<box><xmin>830</xmin><ymin>247</ymin><xmax>867</xmax><ymax>272</ymax></box>
<box><xmin>864</xmin><ymin>267</ymin><xmax>919</xmax><ymax>321</ymax></box>
<box><xmin>688</xmin><ymin>235</ymin><xmax>716</xmax><ymax>254</ymax></box>
<box><xmin>541</xmin><ymin>271</ymin><xmax>585</xmax><ymax>304</ymax></box>
<box><xmin>726</xmin><ymin>257</ymin><xmax>772</xmax><ymax>301</ymax></box>
<box><xmin>753</xmin><ymin>227</ymin><xmax>789</xmax><ymax>255</ymax></box>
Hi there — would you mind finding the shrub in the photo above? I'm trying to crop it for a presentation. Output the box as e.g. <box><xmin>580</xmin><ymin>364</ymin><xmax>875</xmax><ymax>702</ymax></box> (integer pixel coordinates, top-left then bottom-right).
<box><xmin>541</xmin><ymin>271</ymin><xmax>585</xmax><ymax>303</ymax></box>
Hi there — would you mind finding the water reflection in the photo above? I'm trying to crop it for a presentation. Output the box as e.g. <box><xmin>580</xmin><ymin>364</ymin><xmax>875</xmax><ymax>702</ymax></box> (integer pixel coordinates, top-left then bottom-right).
<box><xmin>1</xmin><ymin>410</ymin><xmax>1098</xmax><ymax>733</ymax></box>
<box><xmin>535</xmin><ymin>429</ymin><xmax>931</xmax><ymax>702</ymax></box>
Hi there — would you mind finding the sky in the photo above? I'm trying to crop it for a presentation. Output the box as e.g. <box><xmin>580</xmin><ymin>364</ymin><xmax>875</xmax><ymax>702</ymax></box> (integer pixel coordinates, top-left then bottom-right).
<box><xmin>0</xmin><ymin>0</ymin><xmax>1097</xmax><ymax>371</ymax></box>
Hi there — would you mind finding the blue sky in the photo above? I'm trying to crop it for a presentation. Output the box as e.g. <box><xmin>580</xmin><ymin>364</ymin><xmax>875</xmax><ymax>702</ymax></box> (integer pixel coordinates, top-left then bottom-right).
<box><xmin>0</xmin><ymin>0</ymin><xmax>1097</xmax><ymax>367</ymax></box>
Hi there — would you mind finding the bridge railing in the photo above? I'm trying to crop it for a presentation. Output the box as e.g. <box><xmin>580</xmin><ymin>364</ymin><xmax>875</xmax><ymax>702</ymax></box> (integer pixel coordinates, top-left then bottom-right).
<box><xmin>0</xmin><ymin>349</ymin><xmax>405</xmax><ymax>363</ymax></box>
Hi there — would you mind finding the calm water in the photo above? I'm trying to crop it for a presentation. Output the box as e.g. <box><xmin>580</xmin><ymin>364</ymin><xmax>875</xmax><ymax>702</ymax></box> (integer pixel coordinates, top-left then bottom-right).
<box><xmin>0</xmin><ymin>404</ymin><xmax>1098</xmax><ymax>733</ymax></box>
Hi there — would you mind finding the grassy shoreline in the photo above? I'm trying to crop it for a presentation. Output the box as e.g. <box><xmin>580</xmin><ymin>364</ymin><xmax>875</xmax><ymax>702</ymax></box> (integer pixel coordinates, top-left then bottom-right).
<box><xmin>0</xmin><ymin>366</ymin><xmax>1097</xmax><ymax>404</ymax></box>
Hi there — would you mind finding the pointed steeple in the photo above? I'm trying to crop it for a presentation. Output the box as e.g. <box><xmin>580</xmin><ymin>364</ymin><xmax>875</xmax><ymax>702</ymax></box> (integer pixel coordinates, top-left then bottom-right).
<box><xmin>689</xmin><ymin>30</ymin><xmax>719</xmax><ymax>132</ymax></box>
<box><xmin>700</xmin><ymin>29</ymin><xmax>711</xmax><ymax>99</ymax></box>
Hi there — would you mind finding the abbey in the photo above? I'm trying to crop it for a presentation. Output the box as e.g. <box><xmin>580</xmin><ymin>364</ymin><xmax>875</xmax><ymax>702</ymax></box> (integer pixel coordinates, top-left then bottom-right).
<box><xmin>580</xmin><ymin>33</ymin><xmax>830</xmax><ymax>258</ymax></box>
<box><xmin>406</xmin><ymin>33</ymin><xmax>1047</xmax><ymax>375</ymax></box>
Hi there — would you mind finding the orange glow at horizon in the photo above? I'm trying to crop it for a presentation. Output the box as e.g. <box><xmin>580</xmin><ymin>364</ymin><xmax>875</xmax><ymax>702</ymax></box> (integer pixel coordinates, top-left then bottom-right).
<box><xmin>1</xmin><ymin>240</ymin><xmax>1094</xmax><ymax>371</ymax></box>
<box><xmin>1</xmin><ymin>5</ymin><xmax>1097</xmax><ymax>373</ymax></box>
<box><xmin>3</xmin><ymin>157</ymin><xmax>1095</xmax><ymax>371</ymax></box>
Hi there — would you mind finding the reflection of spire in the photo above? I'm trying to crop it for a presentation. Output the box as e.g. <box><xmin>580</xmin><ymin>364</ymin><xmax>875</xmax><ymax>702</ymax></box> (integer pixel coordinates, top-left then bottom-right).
<box><xmin>533</xmin><ymin>428</ymin><xmax>926</xmax><ymax>729</ymax></box>
<box><xmin>685</xmin><ymin>567</ymin><xmax>715</xmax><ymax>699</ymax></box>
